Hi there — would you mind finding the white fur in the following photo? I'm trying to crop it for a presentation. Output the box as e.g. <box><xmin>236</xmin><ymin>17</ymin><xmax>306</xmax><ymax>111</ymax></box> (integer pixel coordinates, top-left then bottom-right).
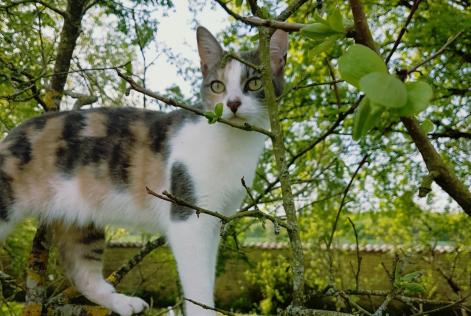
<box><xmin>1</xmin><ymin>60</ymin><xmax>268</xmax><ymax>316</ymax></box>
<box><xmin>166</xmin><ymin>114</ymin><xmax>266</xmax><ymax>315</ymax></box>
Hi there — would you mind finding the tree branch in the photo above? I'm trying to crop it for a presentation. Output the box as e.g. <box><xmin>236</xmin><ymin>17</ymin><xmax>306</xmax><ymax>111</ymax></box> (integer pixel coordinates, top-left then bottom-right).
<box><xmin>385</xmin><ymin>0</ymin><xmax>423</xmax><ymax>64</ymax></box>
<box><xmin>146</xmin><ymin>188</ymin><xmax>289</xmax><ymax>231</ymax></box>
<box><xmin>407</xmin><ymin>31</ymin><xmax>463</xmax><ymax>75</ymax></box>
<box><xmin>45</xmin><ymin>0</ymin><xmax>88</xmax><ymax>111</ymax></box>
<box><xmin>213</xmin><ymin>0</ymin><xmax>306</xmax><ymax>32</ymax></box>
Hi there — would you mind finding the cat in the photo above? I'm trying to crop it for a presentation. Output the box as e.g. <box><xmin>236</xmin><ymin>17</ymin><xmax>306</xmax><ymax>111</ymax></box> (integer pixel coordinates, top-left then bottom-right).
<box><xmin>0</xmin><ymin>26</ymin><xmax>288</xmax><ymax>316</ymax></box>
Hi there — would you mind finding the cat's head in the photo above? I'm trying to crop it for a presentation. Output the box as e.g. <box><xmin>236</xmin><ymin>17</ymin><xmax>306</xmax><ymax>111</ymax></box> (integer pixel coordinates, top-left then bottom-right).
<box><xmin>197</xmin><ymin>26</ymin><xmax>288</xmax><ymax>126</ymax></box>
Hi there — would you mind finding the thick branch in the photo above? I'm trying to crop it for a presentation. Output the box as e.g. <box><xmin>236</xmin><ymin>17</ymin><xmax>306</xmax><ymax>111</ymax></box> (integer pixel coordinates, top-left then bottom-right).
<box><xmin>348</xmin><ymin>0</ymin><xmax>377</xmax><ymax>52</ymax></box>
<box><xmin>46</xmin><ymin>0</ymin><xmax>87</xmax><ymax>111</ymax></box>
<box><xmin>258</xmin><ymin>25</ymin><xmax>305</xmax><ymax>306</ymax></box>
<box><xmin>21</xmin><ymin>225</ymin><xmax>52</xmax><ymax>316</ymax></box>
<box><xmin>401</xmin><ymin>117</ymin><xmax>471</xmax><ymax>215</ymax></box>
<box><xmin>213</xmin><ymin>0</ymin><xmax>306</xmax><ymax>32</ymax></box>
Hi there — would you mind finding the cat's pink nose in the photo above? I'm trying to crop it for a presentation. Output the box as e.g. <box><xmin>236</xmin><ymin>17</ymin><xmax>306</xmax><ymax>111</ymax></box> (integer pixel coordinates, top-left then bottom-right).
<box><xmin>227</xmin><ymin>99</ymin><xmax>241</xmax><ymax>113</ymax></box>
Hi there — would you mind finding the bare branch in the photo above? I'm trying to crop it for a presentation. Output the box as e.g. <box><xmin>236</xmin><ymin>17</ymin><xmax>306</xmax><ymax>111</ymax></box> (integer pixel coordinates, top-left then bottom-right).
<box><xmin>146</xmin><ymin>187</ymin><xmax>290</xmax><ymax>230</ymax></box>
<box><xmin>185</xmin><ymin>298</ymin><xmax>236</xmax><ymax>316</ymax></box>
<box><xmin>326</xmin><ymin>155</ymin><xmax>369</xmax><ymax>284</ymax></box>
<box><xmin>347</xmin><ymin>217</ymin><xmax>362</xmax><ymax>291</ymax></box>
<box><xmin>213</xmin><ymin>0</ymin><xmax>305</xmax><ymax>32</ymax></box>
<box><xmin>385</xmin><ymin>0</ymin><xmax>423</xmax><ymax>64</ymax></box>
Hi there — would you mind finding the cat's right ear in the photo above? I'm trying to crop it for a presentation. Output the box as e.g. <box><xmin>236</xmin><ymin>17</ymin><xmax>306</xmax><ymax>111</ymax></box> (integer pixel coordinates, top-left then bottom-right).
<box><xmin>197</xmin><ymin>26</ymin><xmax>223</xmax><ymax>77</ymax></box>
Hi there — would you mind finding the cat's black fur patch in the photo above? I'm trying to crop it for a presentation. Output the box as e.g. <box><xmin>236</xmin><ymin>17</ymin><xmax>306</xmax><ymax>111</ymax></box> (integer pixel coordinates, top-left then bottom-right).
<box><xmin>91</xmin><ymin>248</ymin><xmax>104</xmax><ymax>255</ymax></box>
<box><xmin>170</xmin><ymin>161</ymin><xmax>196</xmax><ymax>221</ymax></box>
<box><xmin>145</xmin><ymin>112</ymin><xmax>171</xmax><ymax>154</ymax></box>
<box><xmin>8</xmin><ymin>130</ymin><xmax>32</xmax><ymax>167</ymax></box>
<box><xmin>0</xmin><ymin>156</ymin><xmax>13</xmax><ymax>220</ymax></box>
<box><xmin>83</xmin><ymin>254</ymin><xmax>101</xmax><ymax>261</ymax></box>
<box><xmin>145</xmin><ymin>110</ymin><xmax>198</xmax><ymax>157</ymax></box>
<box><xmin>80</xmin><ymin>228</ymin><xmax>105</xmax><ymax>244</ymax></box>
<box><xmin>56</xmin><ymin>112</ymin><xmax>87</xmax><ymax>174</ymax></box>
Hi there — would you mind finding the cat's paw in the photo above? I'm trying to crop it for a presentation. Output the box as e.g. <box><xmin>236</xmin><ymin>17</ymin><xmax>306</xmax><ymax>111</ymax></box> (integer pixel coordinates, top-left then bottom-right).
<box><xmin>109</xmin><ymin>293</ymin><xmax>149</xmax><ymax>316</ymax></box>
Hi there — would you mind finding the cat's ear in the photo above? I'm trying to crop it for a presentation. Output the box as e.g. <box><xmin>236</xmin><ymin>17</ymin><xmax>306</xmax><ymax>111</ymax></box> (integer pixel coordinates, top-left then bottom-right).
<box><xmin>270</xmin><ymin>30</ymin><xmax>288</xmax><ymax>75</ymax></box>
<box><xmin>197</xmin><ymin>26</ymin><xmax>223</xmax><ymax>77</ymax></box>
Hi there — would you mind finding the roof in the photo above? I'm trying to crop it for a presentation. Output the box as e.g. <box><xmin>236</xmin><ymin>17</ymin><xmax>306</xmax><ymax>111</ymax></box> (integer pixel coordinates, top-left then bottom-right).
<box><xmin>107</xmin><ymin>240</ymin><xmax>466</xmax><ymax>253</ymax></box>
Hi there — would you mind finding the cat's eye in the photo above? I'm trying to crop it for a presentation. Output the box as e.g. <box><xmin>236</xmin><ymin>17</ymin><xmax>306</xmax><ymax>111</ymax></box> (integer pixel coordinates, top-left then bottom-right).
<box><xmin>246</xmin><ymin>78</ymin><xmax>263</xmax><ymax>91</ymax></box>
<box><xmin>210</xmin><ymin>81</ymin><xmax>225</xmax><ymax>94</ymax></box>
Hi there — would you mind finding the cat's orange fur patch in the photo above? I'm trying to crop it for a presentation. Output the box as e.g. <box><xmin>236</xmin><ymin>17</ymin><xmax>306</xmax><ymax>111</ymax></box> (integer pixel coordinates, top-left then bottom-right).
<box><xmin>9</xmin><ymin>116</ymin><xmax>65</xmax><ymax>203</ymax></box>
<box><xmin>80</xmin><ymin>112</ymin><xmax>108</xmax><ymax>138</ymax></box>
<box><xmin>129</xmin><ymin>121</ymin><xmax>165</xmax><ymax>208</ymax></box>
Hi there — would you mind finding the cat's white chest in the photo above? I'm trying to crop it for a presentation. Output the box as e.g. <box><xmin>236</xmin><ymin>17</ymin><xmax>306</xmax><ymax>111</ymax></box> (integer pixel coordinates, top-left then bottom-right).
<box><xmin>168</xmin><ymin>118</ymin><xmax>265</xmax><ymax>215</ymax></box>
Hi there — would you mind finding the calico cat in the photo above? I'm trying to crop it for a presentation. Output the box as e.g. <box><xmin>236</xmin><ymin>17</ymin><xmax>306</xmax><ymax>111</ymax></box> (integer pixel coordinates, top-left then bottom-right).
<box><xmin>0</xmin><ymin>26</ymin><xmax>288</xmax><ymax>315</ymax></box>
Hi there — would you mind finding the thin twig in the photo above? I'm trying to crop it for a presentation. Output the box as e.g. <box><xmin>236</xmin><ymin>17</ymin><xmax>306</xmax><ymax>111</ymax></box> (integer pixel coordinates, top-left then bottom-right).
<box><xmin>325</xmin><ymin>58</ymin><xmax>341</xmax><ymax>108</ymax></box>
<box><xmin>185</xmin><ymin>298</ymin><xmax>236</xmax><ymax>316</ymax></box>
<box><xmin>338</xmin><ymin>291</ymin><xmax>373</xmax><ymax>316</ymax></box>
<box><xmin>347</xmin><ymin>217</ymin><xmax>362</xmax><ymax>291</ymax></box>
<box><xmin>408</xmin><ymin>31</ymin><xmax>463</xmax><ymax>74</ymax></box>
<box><xmin>385</xmin><ymin>0</ymin><xmax>423</xmax><ymax>64</ymax></box>
<box><xmin>146</xmin><ymin>187</ymin><xmax>290</xmax><ymax>230</ymax></box>
<box><xmin>326</xmin><ymin>155</ymin><xmax>368</xmax><ymax>285</ymax></box>
<box><xmin>410</xmin><ymin>293</ymin><xmax>471</xmax><ymax>316</ymax></box>
<box><xmin>326</xmin><ymin>155</ymin><xmax>369</xmax><ymax>251</ymax></box>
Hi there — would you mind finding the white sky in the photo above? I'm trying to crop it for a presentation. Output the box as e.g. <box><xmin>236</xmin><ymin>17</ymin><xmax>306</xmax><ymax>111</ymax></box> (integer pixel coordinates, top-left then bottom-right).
<box><xmin>144</xmin><ymin>1</ymin><xmax>229</xmax><ymax>96</ymax></box>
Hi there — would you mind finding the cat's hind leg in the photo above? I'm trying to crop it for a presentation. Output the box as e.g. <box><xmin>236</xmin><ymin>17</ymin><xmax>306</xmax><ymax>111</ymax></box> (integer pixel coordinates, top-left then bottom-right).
<box><xmin>56</xmin><ymin>224</ymin><xmax>148</xmax><ymax>316</ymax></box>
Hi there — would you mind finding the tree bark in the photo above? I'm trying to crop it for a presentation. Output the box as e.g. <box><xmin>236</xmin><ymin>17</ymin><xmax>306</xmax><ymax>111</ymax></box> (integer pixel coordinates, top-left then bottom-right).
<box><xmin>45</xmin><ymin>0</ymin><xmax>87</xmax><ymax>111</ymax></box>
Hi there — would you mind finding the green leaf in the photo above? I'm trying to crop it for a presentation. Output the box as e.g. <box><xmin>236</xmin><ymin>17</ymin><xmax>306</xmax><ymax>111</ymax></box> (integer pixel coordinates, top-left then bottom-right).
<box><xmin>359</xmin><ymin>72</ymin><xmax>407</xmax><ymax>108</ymax></box>
<box><xmin>311</xmin><ymin>35</ymin><xmax>341</xmax><ymax>54</ymax></box>
<box><xmin>352</xmin><ymin>98</ymin><xmax>383</xmax><ymax>140</ymax></box>
<box><xmin>398</xmin><ymin>282</ymin><xmax>426</xmax><ymax>294</ymax></box>
<box><xmin>214</xmin><ymin>103</ymin><xmax>223</xmax><ymax>117</ymax></box>
<box><xmin>421</xmin><ymin>119</ymin><xmax>435</xmax><ymax>134</ymax></box>
<box><xmin>235</xmin><ymin>0</ymin><xmax>243</xmax><ymax>7</ymax></box>
<box><xmin>396</xmin><ymin>81</ymin><xmax>434</xmax><ymax>116</ymax></box>
<box><xmin>328</xmin><ymin>8</ymin><xmax>344</xmax><ymax>33</ymax></box>
<box><xmin>313</xmin><ymin>13</ymin><xmax>329</xmax><ymax>25</ymax></box>
<box><xmin>338</xmin><ymin>44</ymin><xmax>388</xmax><ymax>87</ymax></box>
<box><xmin>400</xmin><ymin>271</ymin><xmax>423</xmax><ymax>283</ymax></box>
<box><xmin>204</xmin><ymin>112</ymin><xmax>218</xmax><ymax>124</ymax></box>
<box><xmin>301</xmin><ymin>23</ymin><xmax>337</xmax><ymax>40</ymax></box>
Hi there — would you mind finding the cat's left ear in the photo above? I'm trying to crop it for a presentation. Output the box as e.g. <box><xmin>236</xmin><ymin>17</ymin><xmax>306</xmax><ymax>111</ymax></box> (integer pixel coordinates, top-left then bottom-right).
<box><xmin>270</xmin><ymin>30</ymin><xmax>289</xmax><ymax>75</ymax></box>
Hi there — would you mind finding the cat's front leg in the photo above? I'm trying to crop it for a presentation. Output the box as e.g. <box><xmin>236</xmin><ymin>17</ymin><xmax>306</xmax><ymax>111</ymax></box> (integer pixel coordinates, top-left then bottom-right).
<box><xmin>167</xmin><ymin>215</ymin><xmax>221</xmax><ymax>316</ymax></box>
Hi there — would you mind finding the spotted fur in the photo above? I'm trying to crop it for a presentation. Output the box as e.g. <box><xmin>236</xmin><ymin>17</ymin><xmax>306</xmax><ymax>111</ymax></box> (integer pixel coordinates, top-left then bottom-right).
<box><xmin>0</xmin><ymin>26</ymin><xmax>288</xmax><ymax>316</ymax></box>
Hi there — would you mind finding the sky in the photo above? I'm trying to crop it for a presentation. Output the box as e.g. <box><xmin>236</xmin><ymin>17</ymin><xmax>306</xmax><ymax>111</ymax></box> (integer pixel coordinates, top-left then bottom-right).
<box><xmin>144</xmin><ymin>1</ymin><xmax>229</xmax><ymax>96</ymax></box>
